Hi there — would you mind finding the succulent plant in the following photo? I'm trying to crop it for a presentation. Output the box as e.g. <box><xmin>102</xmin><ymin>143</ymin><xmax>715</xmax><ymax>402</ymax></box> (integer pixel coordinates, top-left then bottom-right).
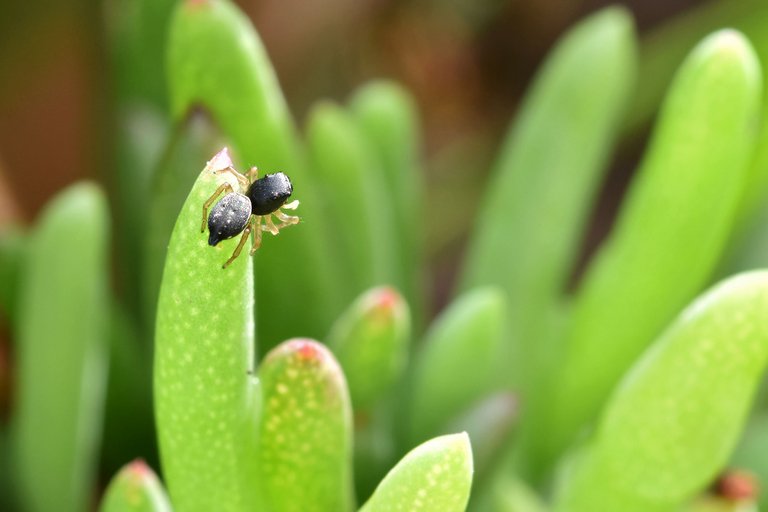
<box><xmin>3</xmin><ymin>1</ymin><xmax>768</xmax><ymax>511</ymax></box>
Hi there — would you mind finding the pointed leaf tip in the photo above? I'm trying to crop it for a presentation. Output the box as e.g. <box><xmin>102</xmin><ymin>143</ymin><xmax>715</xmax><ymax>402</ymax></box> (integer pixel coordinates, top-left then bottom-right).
<box><xmin>327</xmin><ymin>287</ymin><xmax>410</xmax><ymax>411</ymax></box>
<box><xmin>361</xmin><ymin>433</ymin><xmax>473</xmax><ymax>512</ymax></box>
<box><xmin>99</xmin><ymin>460</ymin><xmax>172</xmax><ymax>512</ymax></box>
<box><xmin>205</xmin><ymin>147</ymin><xmax>233</xmax><ymax>173</ymax></box>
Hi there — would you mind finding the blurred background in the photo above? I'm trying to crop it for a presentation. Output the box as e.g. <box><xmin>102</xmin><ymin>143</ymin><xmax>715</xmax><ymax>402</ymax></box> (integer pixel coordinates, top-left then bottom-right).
<box><xmin>0</xmin><ymin>0</ymin><xmax>722</xmax><ymax>275</ymax></box>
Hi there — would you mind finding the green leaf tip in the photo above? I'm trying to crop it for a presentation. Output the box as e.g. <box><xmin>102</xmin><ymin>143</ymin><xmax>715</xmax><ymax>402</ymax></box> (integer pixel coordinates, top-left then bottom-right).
<box><xmin>99</xmin><ymin>459</ymin><xmax>172</xmax><ymax>512</ymax></box>
<box><xmin>257</xmin><ymin>338</ymin><xmax>354</xmax><ymax>512</ymax></box>
<box><xmin>328</xmin><ymin>286</ymin><xmax>410</xmax><ymax>411</ymax></box>
<box><xmin>361</xmin><ymin>432</ymin><xmax>473</xmax><ymax>512</ymax></box>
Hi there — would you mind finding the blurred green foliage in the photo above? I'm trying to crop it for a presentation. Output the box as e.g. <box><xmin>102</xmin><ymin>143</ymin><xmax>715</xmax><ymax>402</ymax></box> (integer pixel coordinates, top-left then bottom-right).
<box><xmin>2</xmin><ymin>0</ymin><xmax>768</xmax><ymax>511</ymax></box>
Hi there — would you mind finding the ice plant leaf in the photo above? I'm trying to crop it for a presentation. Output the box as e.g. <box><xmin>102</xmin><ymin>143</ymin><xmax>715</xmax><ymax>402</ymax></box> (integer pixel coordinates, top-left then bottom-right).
<box><xmin>554</xmin><ymin>271</ymin><xmax>768</xmax><ymax>512</ymax></box>
<box><xmin>167</xmin><ymin>0</ymin><xmax>341</xmax><ymax>348</ymax></box>
<box><xmin>256</xmin><ymin>339</ymin><xmax>354</xmax><ymax>512</ymax></box>
<box><xmin>350</xmin><ymin>81</ymin><xmax>424</xmax><ymax>321</ymax></box>
<box><xmin>154</xmin><ymin>149</ymin><xmax>258</xmax><ymax>512</ymax></box>
<box><xmin>99</xmin><ymin>460</ymin><xmax>172</xmax><ymax>512</ymax></box>
<box><xmin>546</xmin><ymin>30</ymin><xmax>763</xmax><ymax>470</ymax></box>
<box><xmin>12</xmin><ymin>183</ymin><xmax>110</xmax><ymax>512</ymax></box>
<box><xmin>407</xmin><ymin>288</ymin><xmax>507</xmax><ymax>446</ymax></box>
<box><xmin>360</xmin><ymin>433</ymin><xmax>473</xmax><ymax>512</ymax></box>
<box><xmin>459</xmin><ymin>7</ymin><xmax>636</xmax><ymax>398</ymax></box>
<box><xmin>327</xmin><ymin>286</ymin><xmax>410</xmax><ymax>411</ymax></box>
<box><xmin>306</xmin><ymin>102</ymin><xmax>398</xmax><ymax>297</ymax></box>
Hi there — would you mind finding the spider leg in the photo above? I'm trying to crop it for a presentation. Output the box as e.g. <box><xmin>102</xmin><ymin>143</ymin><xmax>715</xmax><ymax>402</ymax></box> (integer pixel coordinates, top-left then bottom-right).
<box><xmin>213</xmin><ymin>165</ymin><xmax>249</xmax><ymax>190</ymax></box>
<box><xmin>250</xmin><ymin>216</ymin><xmax>263</xmax><ymax>255</ymax></box>
<box><xmin>245</xmin><ymin>166</ymin><xmax>259</xmax><ymax>183</ymax></box>
<box><xmin>281</xmin><ymin>199</ymin><xmax>300</xmax><ymax>210</ymax></box>
<box><xmin>201</xmin><ymin>182</ymin><xmax>235</xmax><ymax>232</ymax></box>
<box><xmin>222</xmin><ymin>221</ymin><xmax>253</xmax><ymax>269</ymax></box>
<box><xmin>274</xmin><ymin>209</ymin><xmax>300</xmax><ymax>229</ymax></box>
<box><xmin>264</xmin><ymin>214</ymin><xmax>280</xmax><ymax>235</ymax></box>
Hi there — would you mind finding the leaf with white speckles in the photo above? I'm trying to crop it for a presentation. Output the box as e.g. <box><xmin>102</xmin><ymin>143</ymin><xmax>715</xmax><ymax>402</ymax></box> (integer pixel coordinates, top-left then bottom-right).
<box><xmin>555</xmin><ymin>271</ymin><xmax>768</xmax><ymax>512</ymax></box>
<box><xmin>99</xmin><ymin>460</ymin><xmax>172</xmax><ymax>512</ymax></box>
<box><xmin>360</xmin><ymin>433</ymin><xmax>473</xmax><ymax>512</ymax></box>
<box><xmin>168</xmin><ymin>0</ymin><xmax>342</xmax><ymax>349</ymax></box>
<box><xmin>257</xmin><ymin>339</ymin><xmax>354</xmax><ymax>512</ymax></box>
<box><xmin>154</xmin><ymin>148</ymin><xmax>259</xmax><ymax>512</ymax></box>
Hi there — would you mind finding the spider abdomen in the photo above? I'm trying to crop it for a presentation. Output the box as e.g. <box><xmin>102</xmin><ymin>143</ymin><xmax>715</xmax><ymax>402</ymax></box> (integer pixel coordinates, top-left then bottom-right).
<box><xmin>207</xmin><ymin>192</ymin><xmax>252</xmax><ymax>246</ymax></box>
<box><xmin>247</xmin><ymin>172</ymin><xmax>293</xmax><ymax>215</ymax></box>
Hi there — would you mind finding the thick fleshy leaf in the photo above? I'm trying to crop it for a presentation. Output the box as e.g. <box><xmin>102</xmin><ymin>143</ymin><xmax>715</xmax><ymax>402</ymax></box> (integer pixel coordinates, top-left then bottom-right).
<box><xmin>12</xmin><ymin>183</ymin><xmax>110</xmax><ymax>512</ymax></box>
<box><xmin>626</xmin><ymin>0</ymin><xmax>768</xmax><ymax>136</ymax></box>
<box><xmin>167</xmin><ymin>0</ymin><xmax>341</xmax><ymax>348</ymax></box>
<box><xmin>544</xmin><ymin>30</ymin><xmax>763</xmax><ymax>472</ymax></box>
<box><xmin>350</xmin><ymin>81</ymin><xmax>424</xmax><ymax>323</ymax></box>
<box><xmin>154</xmin><ymin>149</ymin><xmax>258</xmax><ymax>512</ymax></box>
<box><xmin>327</xmin><ymin>286</ymin><xmax>410</xmax><ymax>411</ymax></box>
<box><xmin>142</xmin><ymin>115</ymin><xmax>217</xmax><ymax>331</ymax></box>
<box><xmin>360</xmin><ymin>433</ymin><xmax>473</xmax><ymax>512</ymax></box>
<box><xmin>407</xmin><ymin>288</ymin><xmax>507</xmax><ymax>446</ymax></box>
<box><xmin>459</xmin><ymin>6</ymin><xmax>636</xmax><ymax>397</ymax></box>
<box><xmin>306</xmin><ymin>102</ymin><xmax>398</xmax><ymax>298</ymax></box>
<box><xmin>108</xmin><ymin>0</ymin><xmax>177</xmax><ymax>319</ymax></box>
<box><xmin>99</xmin><ymin>460</ymin><xmax>172</xmax><ymax>512</ymax></box>
<box><xmin>554</xmin><ymin>271</ymin><xmax>768</xmax><ymax>511</ymax></box>
<box><xmin>256</xmin><ymin>339</ymin><xmax>353</xmax><ymax>512</ymax></box>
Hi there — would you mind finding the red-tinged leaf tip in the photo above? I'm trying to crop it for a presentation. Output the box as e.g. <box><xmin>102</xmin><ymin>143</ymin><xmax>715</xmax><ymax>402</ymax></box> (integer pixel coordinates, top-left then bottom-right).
<box><xmin>101</xmin><ymin>460</ymin><xmax>171</xmax><ymax>512</ymax></box>
<box><xmin>262</xmin><ymin>338</ymin><xmax>349</xmax><ymax>407</ymax></box>
<box><xmin>186</xmin><ymin>0</ymin><xmax>211</xmax><ymax>8</ymax></box>
<box><xmin>714</xmin><ymin>470</ymin><xmax>759</xmax><ymax>502</ymax></box>
<box><xmin>375</xmin><ymin>286</ymin><xmax>399</xmax><ymax>310</ymax></box>
<box><xmin>364</xmin><ymin>286</ymin><xmax>403</xmax><ymax>324</ymax></box>
<box><xmin>297</xmin><ymin>341</ymin><xmax>319</xmax><ymax>361</ymax></box>
<box><xmin>126</xmin><ymin>459</ymin><xmax>151</xmax><ymax>478</ymax></box>
<box><xmin>282</xmin><ymin>339</ymin><xmax>321</xmax><ymax>362</ymax></box>
<box><xmin>266</xmin><ymin>338</ymin><xmax>339</xmax><ymax>369</ymax></box>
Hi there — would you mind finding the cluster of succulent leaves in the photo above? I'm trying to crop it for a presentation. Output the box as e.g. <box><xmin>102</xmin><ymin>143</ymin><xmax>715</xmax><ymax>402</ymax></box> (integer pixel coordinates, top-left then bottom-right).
<box><xmin>4</xmin><ymin>0</ymin><xmax>768</xmax><ymax>511</ymax></box>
